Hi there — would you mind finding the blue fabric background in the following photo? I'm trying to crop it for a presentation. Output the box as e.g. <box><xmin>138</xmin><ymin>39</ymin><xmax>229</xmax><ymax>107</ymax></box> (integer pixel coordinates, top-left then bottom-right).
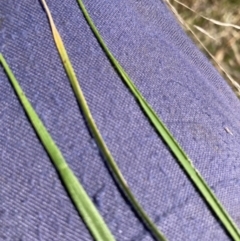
<box><xmin>1</xmin><ymin>0</ymin><xmax>240</xmax><ymax>240</ymax></box>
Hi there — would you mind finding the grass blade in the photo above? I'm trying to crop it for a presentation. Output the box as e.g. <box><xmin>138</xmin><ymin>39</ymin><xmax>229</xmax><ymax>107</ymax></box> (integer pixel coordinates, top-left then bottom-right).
<box><xmin>0</xmin><ymin>53</ymin><xmax>116</xmax><ymax>241</ymax></box>
<box><xmin>172</xmin><ymin>0</ymin><xmax>240</xmax><ymax>30</ymax></box>
<box><xmin>163</xmin><ymin>0</ymin><xmax>240</xmax><ymax>96</ymax></box>
<box><xmin>40</xmin><ymin>0</ymin><xmax>168</xmax><ymax>240</ymax></box>
<box><xmin>75</xmin><ymin>1</ymin><xmax>240</xmax><ymax>240</ymax></box>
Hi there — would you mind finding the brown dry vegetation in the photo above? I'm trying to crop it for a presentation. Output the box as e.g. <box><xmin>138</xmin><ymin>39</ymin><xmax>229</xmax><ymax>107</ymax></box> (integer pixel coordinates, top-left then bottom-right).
<box><xmin>165</xmin><ymin>0</ymin><xmax>240</xmax><ymax>97</ymax></box>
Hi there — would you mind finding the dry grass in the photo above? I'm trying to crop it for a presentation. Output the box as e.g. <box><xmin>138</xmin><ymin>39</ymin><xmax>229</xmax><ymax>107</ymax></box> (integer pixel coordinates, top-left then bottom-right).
<box><xmin>165</xmin><ymin>0</ymin><xmax>240</xmax><ymax>97</ymax></box>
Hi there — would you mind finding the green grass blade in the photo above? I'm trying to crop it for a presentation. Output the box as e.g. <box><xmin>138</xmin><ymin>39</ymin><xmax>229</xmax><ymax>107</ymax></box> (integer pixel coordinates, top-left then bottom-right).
<box><xmin>75</xmin><ymin>1</ymin><xmax>240</xmax><ymax>240</ymax></box>
<box><xmin>40</xmin><ymin>1</ymin><xmax>168</xmax><ymax>240</ymax></box>
<box><xmin>0</xmin><ymin>53</ymin><xmax>116</xmax><ymax>241</ymax></box>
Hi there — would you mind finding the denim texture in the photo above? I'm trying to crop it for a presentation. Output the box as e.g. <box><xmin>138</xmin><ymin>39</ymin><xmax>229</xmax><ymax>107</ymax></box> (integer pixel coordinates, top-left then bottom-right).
<box><xmin>1</xmin><ymin>0</ymin><xmax>240</xmax><ymax>240</ymax></box>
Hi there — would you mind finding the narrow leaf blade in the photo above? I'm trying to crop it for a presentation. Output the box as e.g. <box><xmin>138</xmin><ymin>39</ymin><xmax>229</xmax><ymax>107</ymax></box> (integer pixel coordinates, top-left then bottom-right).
<box><xmin>74</xmin><ymin>1</ymin><xmax>240</xmax><ymax>240</ymax></box>
<box><xmin>40</xmin><ymin>1</ymin><xmax>168</xmax><ymax>240</ymax></box>
<box><xmin>0</xmin><ymin>53</ymin><xmax>116</xmax><ymax>241</ymax></box>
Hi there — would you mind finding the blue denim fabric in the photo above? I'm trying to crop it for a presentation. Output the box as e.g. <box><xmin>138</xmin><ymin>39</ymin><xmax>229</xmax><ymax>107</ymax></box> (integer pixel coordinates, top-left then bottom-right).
<box><xmin>1</xmin><ymin>0</ymin><xmax>240</xmax><ymax>240</ymax></box>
